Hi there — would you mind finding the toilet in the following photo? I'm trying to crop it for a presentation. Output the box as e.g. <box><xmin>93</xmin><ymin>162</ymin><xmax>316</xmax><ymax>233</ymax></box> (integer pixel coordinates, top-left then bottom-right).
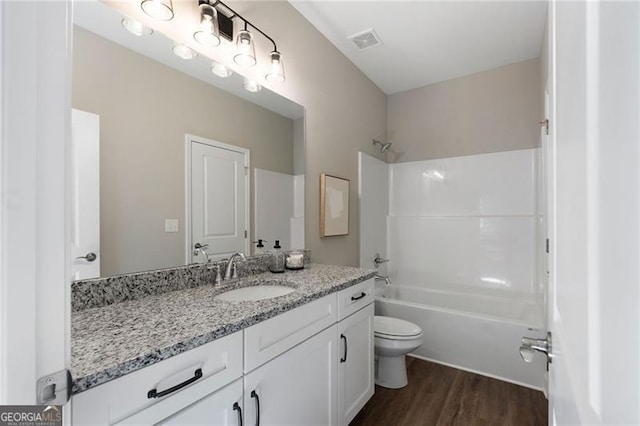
<box><xmin>374</xmin><ymin>315</ymin><xmax>423</xmax><ymax>389</ymax></box>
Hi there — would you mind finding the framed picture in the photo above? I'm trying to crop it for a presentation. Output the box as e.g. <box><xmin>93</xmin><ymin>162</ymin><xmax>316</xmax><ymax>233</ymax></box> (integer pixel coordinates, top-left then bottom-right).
<box><xmin>320</xmin><ymin>173</ymin><xmax>350</xmax><ymax>237</ymax></box>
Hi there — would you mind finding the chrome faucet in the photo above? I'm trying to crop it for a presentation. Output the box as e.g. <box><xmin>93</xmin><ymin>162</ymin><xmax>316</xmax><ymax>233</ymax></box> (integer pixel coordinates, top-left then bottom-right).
<box><xmin>375</xmin><ymin>274</ymin><xmax>391</xmax><ymax>285</ymax></box>
<box><xmin>193</xmin><ymin>243</ymin><xmax>210</xmax><ymax>263</ymax></box>
<box><xmin>224</xmin><ymin>252</ymin><xmax>247</xmax><ymax>280</ymax></box>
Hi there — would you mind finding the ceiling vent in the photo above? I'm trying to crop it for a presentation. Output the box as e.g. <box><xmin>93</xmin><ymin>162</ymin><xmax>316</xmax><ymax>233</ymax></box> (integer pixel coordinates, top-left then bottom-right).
<box><xmin>348</xmin><ymin>29</ymin><xmax>382</xmax><ymax>50</ymax></box>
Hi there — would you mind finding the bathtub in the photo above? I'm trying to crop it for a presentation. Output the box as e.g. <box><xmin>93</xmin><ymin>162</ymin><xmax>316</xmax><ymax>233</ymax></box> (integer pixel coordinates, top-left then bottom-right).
<box><xmin>375</xmin><ymin>285</ymin><xmax>547</xmax><ymax>391</ymax></box>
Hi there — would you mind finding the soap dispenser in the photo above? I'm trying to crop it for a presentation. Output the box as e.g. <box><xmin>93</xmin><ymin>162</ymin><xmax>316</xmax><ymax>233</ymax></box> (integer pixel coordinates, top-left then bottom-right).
<box><xmin>253</xmin><ymin>239</ymin><xmax>267</xmax><ymax>255</ymax></box>
<box><xmin>269</xmin><ymin>240</ymin><xmax>285</xmax><ymax>273</ymax></box>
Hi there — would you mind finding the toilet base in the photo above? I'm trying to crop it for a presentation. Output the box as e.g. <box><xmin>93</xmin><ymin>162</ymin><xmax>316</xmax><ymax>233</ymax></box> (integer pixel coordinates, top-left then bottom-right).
<box><xmin>375</xmin><ymin>354</ymin><xmax>409</xmax><ymax>389</ymax></box>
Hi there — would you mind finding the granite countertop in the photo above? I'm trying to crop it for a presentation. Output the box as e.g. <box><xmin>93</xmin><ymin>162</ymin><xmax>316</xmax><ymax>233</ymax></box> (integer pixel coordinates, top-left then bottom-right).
<box><xmin>71</xmin><ymin>263</ymin><xmax>376</xmax><ymax>394</ymax></box>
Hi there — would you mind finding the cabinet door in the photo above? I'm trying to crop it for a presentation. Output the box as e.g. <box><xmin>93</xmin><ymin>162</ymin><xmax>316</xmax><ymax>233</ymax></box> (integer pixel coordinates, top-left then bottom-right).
<box><xmin>118</xmin><ymin>378</ymin><xmax>244</xmax><ymax>426</ymax></box>
<box><xmin>244</xmin><ymin>326</ymin><xmax>338</xmax><ymax>426</ymax></box>
<box><xmin>337</xmin><ymin>304</ymin><xmax>375</xmax><ymax>426</ymax></box>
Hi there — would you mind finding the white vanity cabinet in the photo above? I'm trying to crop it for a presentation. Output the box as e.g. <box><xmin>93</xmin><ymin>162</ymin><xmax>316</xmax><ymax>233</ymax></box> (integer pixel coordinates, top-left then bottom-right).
<box><xmin>335</xmin><ymin>278</ymin><xmax>375</xmax><ymax>426</ymax></box>
<box><xmin>72</xmin><ymin>331</ymin><xmax>244</xmax><ymax>425</ymax></box>
<box><xmin>337</xmin><ymin>303</ymin><xmax>375</xmax><ymax>426</ymax></box>
<box><xmin>243</xmin><ymin>326</ymin><xmax>338</xmax><ymax>426</ymax></box>
<box><xmin>72</xmin><ymin>280</ymin><xmax>375</xmax><ymax>426</ymax></box>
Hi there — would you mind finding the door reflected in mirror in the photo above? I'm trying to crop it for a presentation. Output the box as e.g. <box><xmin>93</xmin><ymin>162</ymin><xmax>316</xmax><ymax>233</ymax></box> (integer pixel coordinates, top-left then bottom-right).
<box><xmin>71</xmin><ymin>1</ymin><xmax>305</xmax><ymax>279</ymax></box>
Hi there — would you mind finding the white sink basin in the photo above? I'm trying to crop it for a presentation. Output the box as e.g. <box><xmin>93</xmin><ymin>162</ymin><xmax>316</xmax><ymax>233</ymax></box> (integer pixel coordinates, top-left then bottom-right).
<box><xmin>214</xmin><ymin>284</ymin><xmax>295</xmax><ymax>302</ymax></box>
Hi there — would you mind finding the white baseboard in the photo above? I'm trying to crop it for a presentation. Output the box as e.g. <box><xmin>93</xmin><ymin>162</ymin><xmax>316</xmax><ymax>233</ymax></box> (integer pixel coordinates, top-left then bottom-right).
<box><xmin>407</xmin><ymin>353</ymin><xmax>547</xmax><ymax>395</ymax></box>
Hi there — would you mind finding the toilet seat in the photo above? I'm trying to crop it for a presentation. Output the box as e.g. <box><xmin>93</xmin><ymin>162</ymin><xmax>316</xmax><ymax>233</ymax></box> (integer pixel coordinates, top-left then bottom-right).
<box><xmin>374</xmin><ymin>316</ymin><xmax>422</xmax><ymax>340</ymax></box>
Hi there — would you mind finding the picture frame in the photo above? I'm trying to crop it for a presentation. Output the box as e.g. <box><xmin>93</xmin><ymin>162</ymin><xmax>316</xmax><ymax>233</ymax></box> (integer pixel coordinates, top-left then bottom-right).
<box><xmin>320</xmin><ymin>173</ymin><xmax>350</xmax><ymax>237</ymax></box>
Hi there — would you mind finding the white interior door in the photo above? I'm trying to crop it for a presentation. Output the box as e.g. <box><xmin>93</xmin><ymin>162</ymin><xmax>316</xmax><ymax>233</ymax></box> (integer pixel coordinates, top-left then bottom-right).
<box><xmin>1</xmin><ymin>0</ymin><xmax>72</xmax><ymax>408</ymax></box>
<box><xmin>70</xmin><ymin>109</ymin><xmax>100</xmax><ymax>280</ymax></box>
<box><xmin>548</xmin><ymin>1</ymin><xmax>640</xmax><ymax>424</ymax></box>
<box><xmin>187</xmin><ymin>135</ymin><xmax>249</xmax><ymax>262</ymax></box>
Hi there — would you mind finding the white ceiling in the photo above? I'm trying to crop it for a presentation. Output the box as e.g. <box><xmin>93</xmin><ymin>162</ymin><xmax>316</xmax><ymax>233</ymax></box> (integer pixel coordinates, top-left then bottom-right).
<box><xmin>290</xmin><ymin>1</ymin><xmax>547</xmax><ymax>94</ymax></box>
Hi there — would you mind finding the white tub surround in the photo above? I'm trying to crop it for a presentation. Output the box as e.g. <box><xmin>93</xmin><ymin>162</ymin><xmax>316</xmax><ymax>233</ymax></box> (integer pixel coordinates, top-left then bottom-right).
<box><xmin>359</xmin><ymin>148</ymin><xmax>546</xmax><ymax>390</ymax></box>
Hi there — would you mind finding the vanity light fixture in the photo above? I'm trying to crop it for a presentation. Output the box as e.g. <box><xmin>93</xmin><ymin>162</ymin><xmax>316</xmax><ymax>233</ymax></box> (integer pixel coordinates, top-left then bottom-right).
<box><xmin>141</xmin><ymin>0</ymin><xmax>174</xmax><ymax>21</ymax></box>
<box><xmin>194</xmin><ymin>2</ymin><xmax>221</xmax><ymax>47</ymax></box>
<box><xmin>243</xmin><ymin>77</ymin><xmax>262</xmax><ymax>93</ymax></box>
<box><xmin>205</xmin><ymin>0</ymin><xmax>286</xmax><ymax>82</ymax></box>
<box><xmin>265</xmin><ymin>50</ymin><xmax>285</xmax><ymax>83</ymax></box>
<box><xmin>173</xmin><ymin>44</ymin><xmax>198</xmax><ymax>60</ymax></box>
<box><xmin>233</xmin><ymin>28</ymin><xmax>257</xmax><ymax>67</ymax></box>
<box><xmin>121</xmin><ymin>17</ymin><xmax>153</xmax><ymax>37</ymax></box>
<box><xmin>211</xmin><ymin>60</ymin><xmax>233</xmax><ymax>78</ymax></box>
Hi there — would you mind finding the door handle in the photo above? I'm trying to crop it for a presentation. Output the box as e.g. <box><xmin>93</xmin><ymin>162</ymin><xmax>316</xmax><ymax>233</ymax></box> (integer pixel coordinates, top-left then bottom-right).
<box><xmin>233</xmin><ymin>402</ymin><xmax>243</xmax><ymax>426</ymax></box>
<box><xmin>250</xmin><ymin>390</ymin><xmax>260</xmax><ymax>426</ymax></box>
<box><xmin>340</xmin><ymin>334</ymin><xmax>348</xmax><ymax>363</ymax></box>
<box><xmin>520</xmin><ymin>332</ymin><xmax>553</xmax><ymax>366</ymax></box>
<box><xmin>76</xmin><ymin>252</ymin><xmax>97</xmax><ymax>262</ymax></box>
<box><xmin>194</xmin><ymin>242</ymin><xmax>209</xmax><ymax>249</ymax></box>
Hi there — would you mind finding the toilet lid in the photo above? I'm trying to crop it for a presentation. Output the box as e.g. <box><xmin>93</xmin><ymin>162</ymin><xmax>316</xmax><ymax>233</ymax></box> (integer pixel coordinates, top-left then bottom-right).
<box><xmin>374</xmin><ymin>316</ymin><xmax>422</xmax><ymax>337</ymax></box>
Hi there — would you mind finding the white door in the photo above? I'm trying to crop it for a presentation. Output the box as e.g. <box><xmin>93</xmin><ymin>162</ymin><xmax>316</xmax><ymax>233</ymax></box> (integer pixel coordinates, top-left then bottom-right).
<box><xmin>337</xmin><ymin>304</ymin><xmax>374</xmax><ymax>426</ymax></box>
<box><xmin>243</xmin><ymin>326</ymin><xmax>338</xmax><ymax>426</ymax></box>
<box><xmin>547</xmin><ymin>1</ymin><xmax>640</xmax><ymax>424</ymax></box>
<box><xmin>0</xmin><ymin>0</ymin><xmax>71</xmax><ymax>407</ymax></box>
<box><xmin>187</xmin><ymin>135</ymin><xmax>249</xmax><ymax>262</ymax></box>
<box><xmin>71</xmin><ymin>109</ymin><xmax>101</xmax><ymax>280</ymax></box>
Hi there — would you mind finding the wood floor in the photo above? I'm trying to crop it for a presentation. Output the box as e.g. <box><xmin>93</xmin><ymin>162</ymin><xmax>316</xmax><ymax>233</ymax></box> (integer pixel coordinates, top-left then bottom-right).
<box><xmin>350</xmin><ymin>357</ymin><xmax>547</xmax><ymax>426</ymax></box>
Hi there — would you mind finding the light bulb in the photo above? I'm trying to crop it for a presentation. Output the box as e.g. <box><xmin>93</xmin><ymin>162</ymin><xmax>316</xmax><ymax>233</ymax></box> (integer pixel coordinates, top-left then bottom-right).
<box><xmin>265</xmin><ymin>51</ymin><xmax>285</xmax><ymax>83</ymax></box>
<box><xmin>172</xmin><ymin>45</ymin><xmax>197</xmax><ymax>60</ymax></box>
<box><xmin>243</xmin><ymin>78</ymin><xmax>262</xmax><ymax>93</ymax></box>
<box><xmin>194</xmin><ymin>3</ymin><xmax>220</xmax><ymax>47</ymax></box>
<box><xmin>234</xmin><ymin>30</ymin><xmax>257</xmax><ymax>67</ymax></box>
<box><xmin>140</xmin><ymin>0</ymin><xmax>174</xmax><ymax>21</ymax></box>
<box><xmin>211</xmin><ymin>61</ymin><xmax>233</xmax><ymax>78</ymax></box>
<box><xmin>121</xmin><ymin>17</ymin><xmax>153</xmax><ymax>37</ymax></box>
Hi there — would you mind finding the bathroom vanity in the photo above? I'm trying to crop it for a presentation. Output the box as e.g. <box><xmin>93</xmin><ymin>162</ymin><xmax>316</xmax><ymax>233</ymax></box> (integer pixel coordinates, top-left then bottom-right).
<box><xmin>71</xmin><ymin>265</ymin><xmax>375</xmax><ymax>425</ymax></box>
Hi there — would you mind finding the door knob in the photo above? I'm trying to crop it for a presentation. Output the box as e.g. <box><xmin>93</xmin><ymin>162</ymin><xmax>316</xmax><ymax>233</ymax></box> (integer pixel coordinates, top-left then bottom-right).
<box><xmin>76</xmin><ymin>252</ymin><xmax>97</xmax><ymax>262</ymax></box>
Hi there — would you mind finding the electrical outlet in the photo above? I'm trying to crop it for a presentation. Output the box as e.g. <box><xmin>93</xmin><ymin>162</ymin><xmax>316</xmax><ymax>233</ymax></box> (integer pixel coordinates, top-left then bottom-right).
<box><xmin>165</xmin><ymin>219</ymin><xmax>179</xmax><ymax>233</ymax></box>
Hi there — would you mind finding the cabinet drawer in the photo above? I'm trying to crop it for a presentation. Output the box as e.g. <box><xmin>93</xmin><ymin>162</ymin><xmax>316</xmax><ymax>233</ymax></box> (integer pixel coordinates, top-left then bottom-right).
<box><xmin>337</xmin><ymin>278</ymin><xmax>375</xmax><ymax>321</ymax></box>
<box><xmin>117</xmin><ymin>378</ymin><xmax>243</xmax><ymax>426</ymax></box>
<box><xmin>73</xmin><ymin>332</ymin><xmax>243</xmax><ymax>425</ymax></box>
<box><xmin>244</xmin><ymin>294</ymin><xmax>337</xmax><ymax>373</ymax></box>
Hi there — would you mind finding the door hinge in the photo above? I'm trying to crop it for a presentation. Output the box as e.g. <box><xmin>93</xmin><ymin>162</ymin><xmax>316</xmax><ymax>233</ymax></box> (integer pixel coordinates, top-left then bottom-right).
<box><xmin>37</xmin><ymin>369</ymin><xmax>72</xmax><ymax>405</ymax></box>
<box><xmin>244</xmin><ymin>167</ymin><xmax>248</xmax><ymax>176</ymax></box>
<box><xmin>539</xmin><ymin>118</ymin><xmax>549</xmax><ymax>135</ymax></box>
<box><xmin>546</xmin><ymin>238</ymin><xmax>550</xmax><ymax>254</ymax></box>
<box><xmin>245</xmin><ymin>230</ymin><xmax>248</xmax><ymax>238</ymax></box>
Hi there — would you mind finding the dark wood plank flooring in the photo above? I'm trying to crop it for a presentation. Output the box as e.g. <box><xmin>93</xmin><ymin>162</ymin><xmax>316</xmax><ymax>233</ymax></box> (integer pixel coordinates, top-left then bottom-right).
<box><xmin>350</xmin><ymin>357</ymin><xmax>547</xmax><ymax>426</ymax></box>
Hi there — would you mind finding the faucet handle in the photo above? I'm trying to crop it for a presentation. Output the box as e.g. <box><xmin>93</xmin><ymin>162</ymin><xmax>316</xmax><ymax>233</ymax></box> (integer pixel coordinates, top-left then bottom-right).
<box><xmin>373</xmin><ymin>253</ymin><xmax>389</xmax><ymax>267</ymax></box>
<box><xmin>213</xmin><ymin>265</ymin><xmax>222</xmax><ymax>285</ymax></box>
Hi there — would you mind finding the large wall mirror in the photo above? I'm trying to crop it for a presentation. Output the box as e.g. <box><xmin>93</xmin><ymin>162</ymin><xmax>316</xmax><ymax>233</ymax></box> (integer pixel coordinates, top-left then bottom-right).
<box><xmin>71</xmin><ymin>1</ymin><xmax>305</xmax><ymax>280</ymax></box>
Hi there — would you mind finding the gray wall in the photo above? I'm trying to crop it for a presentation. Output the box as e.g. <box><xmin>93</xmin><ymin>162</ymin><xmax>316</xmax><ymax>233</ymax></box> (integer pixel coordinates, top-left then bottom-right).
<box><xmin>387</xmin><ymin>58</ymin><xmax>542</xmax><ymax>162</ymax></box>
<box><xmin>73</xmin><ymin>27</ymin><xmax>294</xmax><ymax>276</ymax></box>
<box><xmin>223</xmin><ymin>1</ymin><xmax>388</xmax><ymax>267</ymax></box>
